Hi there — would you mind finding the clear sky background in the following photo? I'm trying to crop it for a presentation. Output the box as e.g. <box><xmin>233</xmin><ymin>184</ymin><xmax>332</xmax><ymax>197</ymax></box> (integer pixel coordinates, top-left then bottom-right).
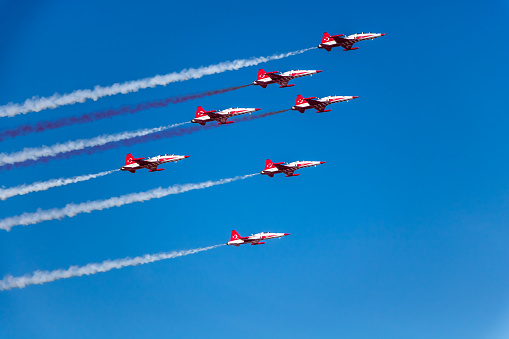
<box><xmin>1</xmin><ymin>0</ymin><xmax>508</xmax><ymax>338</ymax></box>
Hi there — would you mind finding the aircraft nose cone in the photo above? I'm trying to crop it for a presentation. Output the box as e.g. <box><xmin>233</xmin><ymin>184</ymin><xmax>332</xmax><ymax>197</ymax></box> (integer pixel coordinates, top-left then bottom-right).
<box><xmin>255</xmin><ymin>108</ymin><xmax>262</xmax><ymax>111</ymax></box>
<box><xmin>352</xmin><ymin>96</ymin><xmax>359</xmax><ymax>99</ymax></box>
<box><xmin>284</xmin><ymin>233</ymin><xmax>290</xmax><ymax>236</ymax></box>
<box><xmin>184</xmin><ymin>155</ymin><xmax>191</xmax><ymax>158</ymax></box>
<box><xmin>316</xmin><ymin>70</ymin><xmax>323</xmax><ymax>73</ymax></box>
<box><xmin>320</xmin><ymin>161</ymin><xmax>326</xmax><ymax>164</ymax></box>
<box><xmin>381</xmin><ymin>33</ymin><xmax>386</xmax><ymax>36</ymax></box>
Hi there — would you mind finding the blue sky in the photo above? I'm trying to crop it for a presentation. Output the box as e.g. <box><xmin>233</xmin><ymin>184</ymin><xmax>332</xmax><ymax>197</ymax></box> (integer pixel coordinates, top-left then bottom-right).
<box><xmin>1</xmin><ymin>0</ymin><xmax>508</xmax><ymax>338</ymax></box>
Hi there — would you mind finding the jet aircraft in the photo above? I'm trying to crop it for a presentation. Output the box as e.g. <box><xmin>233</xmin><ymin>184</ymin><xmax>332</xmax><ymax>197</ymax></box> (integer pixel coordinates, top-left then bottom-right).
<box><xmin>191</xmin><ymin>106</ymin><xmax>261</xmax><ymax>126</ymax></box>
<box><xmin>260</xmin><ymin>159</ymin><xmax>326</xmax><ymax>177</ymax></box>
<box><xmin>227</xmin><ymin>230</ymin><xmax>290</xmax><ymax>246</ymax></box>
<box><xmin>291</xmin><ymin>94</ymin><xmax>358</xmax><ymax>113</ymax></box>
<box><xmin>253</xmin><ymin>69</ymin><xmax>322</xmax><ymax>88</ymax></box>
<box><xmin>318</xmin><ymin>32</ymin><xmax>386</xmax><ymax>52</ymax></box>
<box><xmin>121</xmin><ymin>153</ymin><xmax>190</xmax><ymax>173</ymax></box>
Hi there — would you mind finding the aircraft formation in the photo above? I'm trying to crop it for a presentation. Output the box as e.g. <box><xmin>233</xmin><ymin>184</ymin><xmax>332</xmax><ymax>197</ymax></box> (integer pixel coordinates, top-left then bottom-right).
<box><xmin>0</xmin><ymin>31</ymin><xmax>388</xmax><ymax>290</ymax></box>
<box><xmin>116</xmin><ymin>32</ymin><xmax>386</xmax><ymax>245</ymax></box>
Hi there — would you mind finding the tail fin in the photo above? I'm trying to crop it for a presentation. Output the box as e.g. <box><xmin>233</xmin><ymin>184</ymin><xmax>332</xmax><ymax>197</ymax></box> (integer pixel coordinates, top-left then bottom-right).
<box><xmin>295</xmin><ymin>94</ymin><xmax>307</xmax><ymax>106</ymax></box>
<box><xmin>195</xmin><ymin>106</ymin><xmax>207</xmax><ymax>118</ymax></box>
<box><xmin>125</xmin><ymin>153</ymin><xmax>135</xmax><ymax>165</ymax></box>
<box><xmin>322</xmin><ymin>32</ymin><xmax>332</xmax><ymax>43</ymax></box>
<box><xmin>230</xmin><ymin>230</ymin><xmax>241</xmax><ymax>241</ymax></box>
<box><xmin>265</xmin><ymin>159</ymin><xmax>275</xmax><ymax>170</ymax></box>
<box><xmin>257</xmin><ymin>69</ymin><xmax>268</xmax><ymax>80</ymax></box>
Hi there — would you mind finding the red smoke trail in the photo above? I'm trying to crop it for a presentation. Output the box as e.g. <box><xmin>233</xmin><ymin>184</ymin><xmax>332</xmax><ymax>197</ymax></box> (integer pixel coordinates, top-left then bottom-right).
<box><xmin>0</xmin><ymin>110</ymin><xmax>289</xmax><ymax>171</ymax></box>
<box><xmin>0</xmin><ymin>85</ymin><xmax>251</xmax><ymax>141</ymax></box>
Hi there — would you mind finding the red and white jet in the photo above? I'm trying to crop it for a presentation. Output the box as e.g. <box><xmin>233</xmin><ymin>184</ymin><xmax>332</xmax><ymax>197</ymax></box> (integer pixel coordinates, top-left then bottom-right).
<box><xmin>260</xmin><ymin>159</ymin><xmax>326</xmax><ymax>177</ymax></box>
<box><xmin>120</xmin><ymin>153</ymin><xmax>190</xmax><ymax>173</ymax></box>
<box><xmin>291</xmin><ymin>94</ymin><xmax>358</xmax><ymax>113</ymax></box>
<box><xmin>253</xmin><ymin>68</ymin><xmax>323</xmax><ymax>88</ymax></box>
<box><xmin>191</xmin><ymin>106</ymin><xmax>261</xmax><ymax>126</ymax></box>
<box><xmin>318</xmin><ymin>32</ymin><xmax>386</xmax><ymax>52</ymax></box>
<box><xmin>227</xmin><ymin>230</ymin><xmax>290</xmax><ymax>246</ymax></box>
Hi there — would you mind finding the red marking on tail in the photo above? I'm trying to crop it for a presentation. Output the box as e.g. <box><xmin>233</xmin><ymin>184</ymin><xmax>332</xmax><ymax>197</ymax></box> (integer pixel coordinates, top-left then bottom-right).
<box><xmin>265</xmin><ymin>159</ymin><xmax>275</xmax><ymax>170</ymax></box>
<box><xmin>295</xmin><ymin>94</ymin><xmax>307</xmax><ymax>106</ymax></box>
<box><xmin>195</xmin><ymin>106</ymin><xmax>207</xmax><ymax>118</ymax></box>
<box><xmin>322</xmin><ymin>32</ymin><xmax>332</xmax><ymax>43</ymax></box>
<box><xmin>125</xmin><ymin>153</ymin><xmax>135</xmax><ymax>165</ymax></box>
<box><xmin>231</xmin><ymin>230</ymin><xmax>241</xmax><ymax>241</ymax></box>
<box><xmin>257</xmin><ymin>69</ymin><xmax>268</xmax><ymax>80</ymax></box>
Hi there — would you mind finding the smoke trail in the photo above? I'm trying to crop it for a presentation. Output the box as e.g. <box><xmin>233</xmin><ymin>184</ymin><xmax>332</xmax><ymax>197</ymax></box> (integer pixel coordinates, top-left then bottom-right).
<box><xmin>0</xmin><ymin>85</ymin><xmax>250</xmax><ymax>141</ymax></box>
<box><xmin>0</xmin><ymin>174</ymin><xmax>256</xmax><ymax>231</ymax></box>
<box><xmin>0</xmin><ymin>121</ymin><xmax>188</xmax><ymax>168</ymax></box>
<box><xmin>0</xmin><ymin>245</ymin><xmax>222</xmax><ymax>291</ymax></box>
<box><xmin>0</xmin><ymin>110</ymin><xmax>288</xmax><ymax>171</ymax></box>
<box><xmin>0</xmin><ymin>48</ymin><xmax>315</xmax><ymax>117</ymax></box>
<box><xmin>0</xmin><ymin>170</ymin><xmax>117</xmax><ymax>201</ymax></box>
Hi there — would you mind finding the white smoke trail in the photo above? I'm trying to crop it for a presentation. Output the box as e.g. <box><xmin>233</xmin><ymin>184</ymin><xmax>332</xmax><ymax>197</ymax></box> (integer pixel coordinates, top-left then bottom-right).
<box><xmin>0</xmin><ymin>170</ymin><xmax>117</xmax><ymax>201</ymax></box>
<box><xmin>0</xmin><ymin>245</ymin><xmax>223</xmax><ymax>291</ymax></box>
<box><xmin>0</xmin><ymin>174</ymin><xmax>256</xmax><ymax>231</ymax></box>
<box><xmin>0</xmin><ymin>121</ymin><xmax>188</xmax><ymax>167</ymax></box>
<box><xmin>0</xmin><ymin>48</ymin><xmax>315</xmax><ymax>118</ymax></box>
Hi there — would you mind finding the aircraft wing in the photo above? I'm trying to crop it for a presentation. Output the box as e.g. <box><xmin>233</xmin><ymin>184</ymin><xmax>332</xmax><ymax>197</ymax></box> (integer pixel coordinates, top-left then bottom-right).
<box><xmin>202</xmin><ymin>112</ymin><xmax>229</xmax><ymax>124</ymax></box>
<box><xmin>331</xmin><ymin>37</ymin><xmax>355</xmax><ymax>50</ymax></box>
<box><xmin>265</xmin><ymin>72</ymin><xmax>283</xmax><ymax>80</ymax></box>
<box><xmin>273</xmin><ymin>163</ymin><xmax>295</xmax><ymax>176</ymax></box>
<box><xmin>146</xmin><ymin>163</ymin><xmax>159</xmax><ymax>171</ymax></box>
<box><xmin>274</xmin><ymin>78</ymin><xmax>290</xmax><ymax>87</ymax></box>
<box><xmin>203</xmin><ymin>111</ymin><xmax>221</xmax><ymax>119</ymax></box>
<box><xmin>306</xmin><ymin>98</ymin><xmax>329</xmax><ymax>112</ymax></box>
<box><xmin>216</xmin><ymin>115</ymin><xmax>230</xmax><ymax>124</ymax></box>
<box><xmin>133</xmin><ymin>159</ymin><xmax>150</xmax><ymax>166</ymax></box>
<box><xmin>265</xmin><ymin>73</ymin><xmax>290</xmax><ymax>87</ymax></box>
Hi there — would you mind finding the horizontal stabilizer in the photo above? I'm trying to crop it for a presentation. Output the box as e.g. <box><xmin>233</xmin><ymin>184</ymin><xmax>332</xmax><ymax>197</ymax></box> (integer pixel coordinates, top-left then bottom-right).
<box><xmin>286</xmin><ymin>173</ymin><xmax>300</xmax><ymax>177</ymax></box>
<box><xmin>218</xmin><ymin>121</ymin><xmax>234</xmax><ymax>125</ymax></box>
<box><xmin>149</xmin><ymin>168</ymin><xmax>165</xmax><ymax>172</ymax></box>
<box><xmin>317</xmin><ymin>109</ymin><xmax>332</xmax><ymax>113</ymax></box>
<box><xmin>251</xmin><ymin>242</ymin><xmax>266</xmax><ymax>245</ymax></box>
<box><xmin>195</xmin><ymin>106</ymin><xmax>217</xmax><ymax>118</ymax></box>
<box><xmin>280</xmin><ymin>84</ymin><xmax>295</xmax><ymax>88</ymax></box>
